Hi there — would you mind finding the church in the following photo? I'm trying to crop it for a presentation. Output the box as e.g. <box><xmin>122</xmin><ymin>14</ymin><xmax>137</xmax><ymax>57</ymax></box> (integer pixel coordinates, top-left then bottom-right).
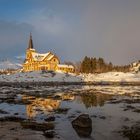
<box><xmin>23</xmin><ymin>34</ymin><xmax>74</xmax><ymax>73</ymax></box>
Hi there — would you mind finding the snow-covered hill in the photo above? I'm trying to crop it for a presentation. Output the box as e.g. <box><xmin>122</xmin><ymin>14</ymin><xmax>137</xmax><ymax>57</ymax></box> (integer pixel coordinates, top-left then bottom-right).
<box><xmin>0</xmin><ymin>60</ymin><xmax>22</xmax><ymax>70</ymax></box>
<box><xmin>0</xmin><ymin>71</ymin><xmax>139</xmax><ymax>83</ymax></box>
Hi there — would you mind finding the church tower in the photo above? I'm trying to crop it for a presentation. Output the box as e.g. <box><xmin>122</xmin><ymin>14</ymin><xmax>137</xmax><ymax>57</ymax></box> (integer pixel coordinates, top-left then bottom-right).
<box><xmin>25</xmin><ymin>33</ymin><xmax>36</xmax><ymax>62</ymax></box>
<box><xmin>28</xmin><ymin>33</ymin><xmax>34</xmax><ymax>49</ymax></box>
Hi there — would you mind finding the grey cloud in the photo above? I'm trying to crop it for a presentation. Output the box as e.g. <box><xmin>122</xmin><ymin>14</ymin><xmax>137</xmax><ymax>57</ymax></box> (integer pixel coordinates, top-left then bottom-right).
<box><xmin>0</xmin><ymin>0</ymin><xmax>140</xmax><ymax>65</ymax></box>
<box><xmin>0</xmin><ymin>20</ymin><xmax>34</xmax><ymax>59</ymax></box>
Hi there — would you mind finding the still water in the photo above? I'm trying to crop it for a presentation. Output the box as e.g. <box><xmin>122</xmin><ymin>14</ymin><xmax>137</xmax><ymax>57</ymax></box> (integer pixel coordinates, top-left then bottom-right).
<box><xmin>0</xmin><ymin>85</ymin><xmax>140</xmax><ymax>140</ymax></box>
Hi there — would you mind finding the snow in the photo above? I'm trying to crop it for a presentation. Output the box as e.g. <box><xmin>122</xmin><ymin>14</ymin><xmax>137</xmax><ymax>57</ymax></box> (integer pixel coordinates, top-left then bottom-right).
<box><xmin>131</xmin><ymin>61</ymin><xmax>140</xmax><ymax>72</ymax></box>
<box><xmin>82</xmin><ymin>72</ymin><xmax>140</xmax><ymax>82</ymax></box>
<box><xmin>0</xmin><ymin>71</ymin><xmax>82</xmax><ymax>82</ymax></box>
<box><xmin>31</xmin><ymin>51</ymin><xmax>56</xmax><ymax>61</ymax></box>
<box><xmin>57</xmin><ymin>64</ymin><xmax>74</xmax><ymax>69</ymax></box>
<box><xmin>0</xmin><ymin>60</ymin><xmax>22</xmax><ymax>70</ymax></box>
<box><xmin>0</xmin><ymin>71</ymin><xmax>139</xmax><ymax>83</ymax></box>
<box><xmin>47</xmin><ymin>54</ymin><xmax>54</xmax><ymax>61</ymax></box>
<box><xmin>32</xmin><ymin>52</ymin><xmax>50</xmax><ymax>61</ymax></box>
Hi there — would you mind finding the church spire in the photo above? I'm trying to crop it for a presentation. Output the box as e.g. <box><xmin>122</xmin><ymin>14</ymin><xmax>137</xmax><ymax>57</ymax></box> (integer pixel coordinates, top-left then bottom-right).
<box><xmin>28</xmin><ymin>33</ymin><xmax>33</xmax><ymax>49</ymax></box>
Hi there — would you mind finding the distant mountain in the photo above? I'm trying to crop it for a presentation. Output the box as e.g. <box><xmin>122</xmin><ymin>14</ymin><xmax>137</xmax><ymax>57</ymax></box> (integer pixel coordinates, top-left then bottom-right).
<box><xmin>0</xmin><ymin>60</ymin><xmax>22</xmax><ymax>70</ymax></box>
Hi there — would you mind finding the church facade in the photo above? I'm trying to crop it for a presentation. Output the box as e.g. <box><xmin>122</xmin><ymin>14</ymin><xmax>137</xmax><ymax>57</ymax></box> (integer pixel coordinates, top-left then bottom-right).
<box><xmin>23</xmin><ymin>34</ymin><xmax>74</xmax><ymax>73</ymax></box>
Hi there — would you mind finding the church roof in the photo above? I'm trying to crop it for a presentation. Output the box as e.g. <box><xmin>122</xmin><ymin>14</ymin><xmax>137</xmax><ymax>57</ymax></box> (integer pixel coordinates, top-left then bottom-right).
<box><xmin>26</xmin><ymin>34</ymin><xmax>59</xmax><ymax>62</ymax></box>
<box><xmin>31</xmin><ymin>52</ymin><xmax>55</xmax><ymax>61</ymax></box>
<box><xmin>28</xmin><ymin>33</ymin><xmax>33</xmax><ymax>49</ymax></box>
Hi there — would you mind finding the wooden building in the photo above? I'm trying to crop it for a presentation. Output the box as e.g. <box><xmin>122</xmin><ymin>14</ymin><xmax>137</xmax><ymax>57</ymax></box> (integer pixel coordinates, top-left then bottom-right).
<box><xmin>23</xmin><ymin>34</ymin><xmax>74</xmax><ymax>73</ymax></box>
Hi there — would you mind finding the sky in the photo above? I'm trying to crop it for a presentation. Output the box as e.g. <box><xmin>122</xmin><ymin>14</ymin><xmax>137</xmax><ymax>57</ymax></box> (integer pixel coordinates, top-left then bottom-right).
<box><xmin>0</xmin><ymin>0</ymin><xmax>140</xmax><ymax>65</ymax></box>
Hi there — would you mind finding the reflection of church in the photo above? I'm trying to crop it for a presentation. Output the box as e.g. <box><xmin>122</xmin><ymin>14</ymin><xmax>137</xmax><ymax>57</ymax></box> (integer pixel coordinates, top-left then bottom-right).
<box><xmin>23</xmin><ymin>94</ymin><xmax>75</xmax><ymax>118</ymax></box>
<box><xmin>23</xmin><ymin>96</ymin><xmax>60</xmax><ymax>118</ymax></box>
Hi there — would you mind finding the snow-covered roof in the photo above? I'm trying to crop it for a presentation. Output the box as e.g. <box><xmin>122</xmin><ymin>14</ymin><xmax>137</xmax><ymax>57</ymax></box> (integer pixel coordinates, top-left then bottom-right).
<box><xmin>57</xmin><ymin>64</ymin><xmax>74</xmax><ymax>69</ymax></box>
<box><xmin>32</xmin><ymin>52</ymin><xmax>50</xmax><ymax>61</ymax></box>
<box><xmin>31</xmin><ymin>51</ymin><xmax>56</xmax><ymax>62</ymax></box>
<box><xmin>29</xmin><ymin>48</ymin><xmax>36</xmax><ymax>51</ymax></box>
<box><xmin>47</xmin><ymin>55</ymin><xmax>55</xmax><ymax>61</ymax></box>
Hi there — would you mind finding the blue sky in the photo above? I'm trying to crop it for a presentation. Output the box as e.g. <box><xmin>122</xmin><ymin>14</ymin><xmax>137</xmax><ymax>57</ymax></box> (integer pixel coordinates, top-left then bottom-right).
<box><xmin>0</xmin><ymin>0</ymin><xmax>140</xmax><ymax>64</ymax></box>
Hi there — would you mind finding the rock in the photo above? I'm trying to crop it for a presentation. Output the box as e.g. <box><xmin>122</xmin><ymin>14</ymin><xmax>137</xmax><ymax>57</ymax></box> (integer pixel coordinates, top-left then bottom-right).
<box><xmin>55</xmin><ymin>108</ymin><xmax>69</xmax><ymax>114</ymax></box>
<box><xmin>20</xmin><ymin>121</ymin><xmax>54</xmax><ymax>131</ymax></box>
<box><xmin>72</xmin><ymin>114</ymin><xmax>92</xmax><ymax>137</ymax></box>
<box><xmin>118</xmin><ymin>123</ymin><xmax>140</xmax><ymax>140</ymax></box>
<box><xmin>0</xmin><ymin>116</ymin><xmax>25</xmax><ymax>122</ymax></box>
<box><xmin>45</xmin><ymin>116</ymin><xmax>55</xmax><ymax>122</ymax></box>
<box><xmin>99</xmin><ymin>116</ymin><xmax>106</xmax><ymax>119</ymax></box>
<box><xmin>44</xmin><ymin>130</ymin><xmax>55</xmax><ymax>138</ymax></box>
<box><xmin>0</xmin><ymin>109</ymin><xmax>9</xmax><ymax>114</ymax></box>
<box><xmin>14</xmin><ymin>113</ymin><xmax>19</xmax><ymax>115</ymax></box>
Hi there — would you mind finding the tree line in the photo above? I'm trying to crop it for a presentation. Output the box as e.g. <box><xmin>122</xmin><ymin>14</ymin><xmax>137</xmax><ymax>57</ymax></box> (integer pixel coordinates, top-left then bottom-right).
<box><xmin>80</xmin><ymin>56</ymin><xmax>130</xmax><ymax>73</ymax></box>
<box><xmin>65</xmin><ymin>56</ymin><xmax>130</xmax><ymax>74</ymax></box>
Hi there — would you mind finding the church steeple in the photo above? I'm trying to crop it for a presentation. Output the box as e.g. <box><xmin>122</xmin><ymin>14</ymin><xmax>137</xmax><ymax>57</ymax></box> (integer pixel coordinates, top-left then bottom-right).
<box><xmin>28</xmin><ymin>33</ymin><xmax>33</xmax><ymax>49</ymax></box>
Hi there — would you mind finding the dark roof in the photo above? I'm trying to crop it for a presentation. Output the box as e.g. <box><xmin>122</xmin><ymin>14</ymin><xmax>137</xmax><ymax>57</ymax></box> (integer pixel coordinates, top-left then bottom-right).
<box><xmin>28</xmin><ymin>33</ymin><xmax>33</xmax><ymax>49</ymax></box>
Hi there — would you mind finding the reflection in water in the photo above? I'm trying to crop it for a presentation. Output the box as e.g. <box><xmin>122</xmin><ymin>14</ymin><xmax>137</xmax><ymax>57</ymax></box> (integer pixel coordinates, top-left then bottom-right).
<box><xmin>61</xmin><ymin>94</ymin><xmax>75</xmax><ymax>101</ymax></box>
<box><xmin>23</xmin><ymin>96</ymin><xmax>60</xmax><ymax>118</ymax></box>
<box><xmin>80</xmin><ymin>92</ymin><xmax>113</xmax><ymax>108</ymax></box>
<box><xmin>22</xmin><ymin>92</ymin><xmax>113</xmax><ymax>118</ymax></box>
<box><xmin>22</xmin><ymin>94</ymin><xmax>75</xmax><ymax>118</ymax></box>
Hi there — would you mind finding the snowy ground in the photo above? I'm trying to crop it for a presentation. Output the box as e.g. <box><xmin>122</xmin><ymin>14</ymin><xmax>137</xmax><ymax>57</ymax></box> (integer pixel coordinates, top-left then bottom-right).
<box><xmin>0</xmin><ymin>60</ymin><xmax>22</xmax><ymax>70</ymax></box>
<box><xmin>0</xmin><ymin>71</ymin><xmax>139</xmax><ymax>83</ymax></box>
<box><xmin>83</xmin><ymin>72</ymin><xmax>140</xmax><ymax>82</ymax></box>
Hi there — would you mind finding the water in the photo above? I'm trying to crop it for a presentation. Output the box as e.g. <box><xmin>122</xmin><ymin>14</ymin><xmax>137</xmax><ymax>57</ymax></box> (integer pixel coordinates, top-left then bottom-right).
<box><xmin>0</xmin><ymin>85</ymin><xmax>140</xmax><ymax>140</ymax></box>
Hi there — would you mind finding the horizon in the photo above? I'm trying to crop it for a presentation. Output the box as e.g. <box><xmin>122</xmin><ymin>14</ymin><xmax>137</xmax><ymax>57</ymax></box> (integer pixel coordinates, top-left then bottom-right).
<box><xmin>0</xmin><ymin>0</ymin><xmax>140</xmax><ymax>65</ymax></box>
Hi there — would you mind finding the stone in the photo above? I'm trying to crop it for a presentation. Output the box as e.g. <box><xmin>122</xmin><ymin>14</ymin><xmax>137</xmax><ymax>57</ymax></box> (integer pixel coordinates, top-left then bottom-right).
<box><xmin>45</xmin><ymin>116</ymin><xmax>55</xmax><ymax>122</ymax></box>
<box><xmin>72</xmin><ymin>114</ymin><xmax>92</xmax><ymax>137</ymax></box>
<box><xmin>20</xmin><ymin>121</ymin><xmax>54</xmax><ymax>131</ymax></box>
<box><xmin>44</xmin><ymin>130</ymin><xmax>55</xmax><ymax>138</ymax></box>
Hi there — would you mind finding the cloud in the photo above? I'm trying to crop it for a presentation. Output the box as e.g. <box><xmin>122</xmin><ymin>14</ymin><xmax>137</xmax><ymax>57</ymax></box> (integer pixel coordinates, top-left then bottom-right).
<box><xmin>0</xmin><ymin>0</ymin><xmax>140</xmax><ymax>65</ymax></box>
<box><xmin>0</xmin><ymin>20</ymin><xmax>34</xmax><ymax>59</ymax></box>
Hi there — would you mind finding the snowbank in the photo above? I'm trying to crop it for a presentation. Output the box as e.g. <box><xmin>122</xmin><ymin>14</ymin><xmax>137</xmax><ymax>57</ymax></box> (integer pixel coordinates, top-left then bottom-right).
<box><xmin>83</xmin><ymin>72</ymin><xmax>140</xmax><ymax>82</ymax></box>
<box><xmin>0</xmin><ymin>71</ymin><xmax>139</xmax><ymax>83</ymax></box>
<box><xmin>0</xmin><ymin>60</ymin><xmax>22</xmax><ymax>70</ymax></box>
<box><xmin>0</xmin><ymin>71</ymin><xmax>82</xmax><ymax>82</ymax></box>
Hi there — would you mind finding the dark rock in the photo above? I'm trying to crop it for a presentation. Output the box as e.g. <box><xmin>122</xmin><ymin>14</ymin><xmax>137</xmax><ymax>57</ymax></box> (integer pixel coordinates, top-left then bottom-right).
<box><xmin>91</xmin><ymin>115</ymin><xmax>97</xmax><ymax>118</ymax></box>
<box><xmin>44</xmin><ymin>130</ymin><xmax>55</xmax><ymax>138</ymax></box>
<box><xmin>0</xmin><ymin>116</ymin><xmax>25</xmax><ymax>122</ymax></box>
<box><xmin>72</xmin><ymin>114</ymin><xmax>92</xmax><ymax>137</ymax></box>
<box><xmin>45</xmin><ymin>116</ymin><xmax>55</xmax><ymax>122</ymax></box>
<box><xmin>118</xmin><ymin>123</ymin><xmax>140</xmax><ymax>140</ymax></box>
<box><xmin>10</xmin><ymin>127</ymin><xmax>17</xmax><ymax>130</ymax></box>
<box><xmin>133</xmin><ymin>109</ymin><xmax>140</xmax><ymax>113</ymax></box>
<box><xmin>0</xmin><ymin>109</ymin><xmax>9</xmax><ymax>114</ymax></box>
<box><xmin>20</xmin><ymin>121</ymin><xmax>54</xmax><ymax>131</ymax></box>
<box><xmin>14</xmin><ymin>113</ymin><xmax>19</xmax><ymax>115</ymax></box>
<box><xmin>99</xmin><ymin>116</ymin><xmax>106</xmax><ymax>119</ymax></box>
<box><xmin>55</xmin><ymin>108</ymin><xmax>69</xmax><ymax>114</ymax></box>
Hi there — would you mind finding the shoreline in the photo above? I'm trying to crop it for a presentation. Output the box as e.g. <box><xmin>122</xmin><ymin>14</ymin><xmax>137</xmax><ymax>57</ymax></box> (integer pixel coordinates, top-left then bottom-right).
<box><xmin>0</xmin><ymin>81</ymin><xmax>140</xmax><ymax>87</ymax></box>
